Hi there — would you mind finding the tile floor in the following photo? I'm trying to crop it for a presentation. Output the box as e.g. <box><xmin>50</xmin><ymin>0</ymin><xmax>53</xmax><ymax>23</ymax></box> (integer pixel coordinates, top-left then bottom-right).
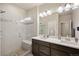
<box><xmin>7</xmin><ymin>48</ymin><xmax>33</xmax><ymax>56</ymax></box>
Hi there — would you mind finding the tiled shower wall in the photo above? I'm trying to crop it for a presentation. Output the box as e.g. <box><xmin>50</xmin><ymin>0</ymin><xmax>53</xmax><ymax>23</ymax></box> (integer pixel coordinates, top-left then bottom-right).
<box><xmin>0</xmin><ymin>4</ymin><xmax>28</xmax><ymax>55</ymax></box>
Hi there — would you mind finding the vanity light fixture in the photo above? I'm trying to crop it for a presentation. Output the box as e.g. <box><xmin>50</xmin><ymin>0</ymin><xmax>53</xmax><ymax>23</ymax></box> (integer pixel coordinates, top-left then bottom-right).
<box><xmin>57</xmin><ymin>3</ymin><xmax>79</xmax><ymax>13</ymax></box>
<box><xmin>39</xmin><ymin>12</ymin><xmax>47</xmax><ymax>18</ymax></box>
<box><xmin>39</xmin><ymin>10</ymin><xmax>52</xmax><ymax>18</ymax></box>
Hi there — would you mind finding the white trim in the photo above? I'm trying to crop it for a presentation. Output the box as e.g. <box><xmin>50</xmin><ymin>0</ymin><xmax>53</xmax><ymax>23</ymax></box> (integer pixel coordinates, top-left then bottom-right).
<box><xmin>37</xmin><ymin>6</ymin><xmax>40</xmax><ymax>36</ymax></box>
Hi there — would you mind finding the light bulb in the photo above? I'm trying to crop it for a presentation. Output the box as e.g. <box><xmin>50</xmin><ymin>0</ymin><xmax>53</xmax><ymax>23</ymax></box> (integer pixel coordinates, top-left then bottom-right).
<box><xmin>39</xmin><ymin>13</ymin><xmax>44</xmax><ymax>18</ymax></box>
<box><xmin>65</xmin><ymin>4</ymin><xmax>71</xmax><ymax>9</ymax></box>
<box><xmin>57</xmin><ymin>6</ymin><xmax>64</xmax><ymax>13</ymax></box>
<box><xmin>65</xmin><ymin>4</ymin><xmax>71</xmax><ymax>11</ymax></box>
<box><xmin>47</xmin><ymin>10</ymin><xmax>52</xmax><ymax>15</ymax></box>
<box><xmin>42</xmin><ymin>12</ymin><xmax>47</xmax><ymax>16</ymax></box>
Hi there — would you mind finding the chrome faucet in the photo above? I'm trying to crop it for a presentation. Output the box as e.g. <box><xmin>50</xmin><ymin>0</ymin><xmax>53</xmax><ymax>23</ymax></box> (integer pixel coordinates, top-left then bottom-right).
<box><xmin>43</xmin><ymin>34</ymin><xmax>49</xmax><ymax>38</ymax></box>
<box><xmin>75</xmin><ymin>38</ymin><xmax>78</xmax><ymax>43</ymax></box>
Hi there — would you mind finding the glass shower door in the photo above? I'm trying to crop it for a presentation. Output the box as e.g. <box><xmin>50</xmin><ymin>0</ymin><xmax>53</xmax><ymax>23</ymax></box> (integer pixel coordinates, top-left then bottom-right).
<box><xmin>0</xmin><ymin>14</ymin><xmax>1</xmax><ymax>56</ymax></box>
<box><xmin>0</xmin><ymin>10</ymin><xmax>7</xmax><ymax>56</ymax></box>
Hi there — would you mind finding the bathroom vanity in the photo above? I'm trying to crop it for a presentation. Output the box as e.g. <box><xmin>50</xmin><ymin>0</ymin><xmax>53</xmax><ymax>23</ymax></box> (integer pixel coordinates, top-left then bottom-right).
<box><xmin>32</xmin><ymin>37</ymin><xmax>79</xmax><ymax>56</ymax></box>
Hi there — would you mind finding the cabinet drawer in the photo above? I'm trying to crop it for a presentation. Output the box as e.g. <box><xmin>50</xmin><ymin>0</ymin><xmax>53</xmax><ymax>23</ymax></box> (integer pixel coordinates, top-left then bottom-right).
<box><xmin>39</xmin><ymin>52</ymin><xmax>48</xmax><ymax>56</ymax></box>
<box><xmin>32</xmin><ymin>39</ymin><xmax>38</xmax><ymax>44</ymax></box>
<box><xmin>39</xmin><ymin>45</ymin><xmax>50</xmax><ymax>55</ymax></box>
<box><xmin>51</xmin><ymin>48</ymin><xmax>68</xmax><ymax>56</ymax></box>
<box><xmin>69</xmin><ymin>53</ymin><xmax>79</xmax><ymax>56</ymax></box>
<box><xmin>39</xmin><ymin>40</ymin><xmax>49</xmax><ymax>47</ymax></box>
<box><xmin>50</xmin><ymin>43</ymin><xmax>79</xmax><ymax>54</ymax></box>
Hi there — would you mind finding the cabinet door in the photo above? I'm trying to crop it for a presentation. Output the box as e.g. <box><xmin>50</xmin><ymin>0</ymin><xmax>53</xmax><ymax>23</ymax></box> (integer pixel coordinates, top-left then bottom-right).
<box><xmin>39</xmin><ymin>45</ymin><xmax>50</xmax><ymax>56</ymax></box>
<box><xmin>32</xmin><ymin>40</ymin><xmax>39</xmax><ymax>56</ymax></box>
<box><xmin>51</xmin><ymin>48</ymin><xmax>68</xmax><ymax>56</ymax></box>
<box><xmin>39</xmin><ymin>52</ymin><xmax>49</xmax><ymax>56</ymax></box>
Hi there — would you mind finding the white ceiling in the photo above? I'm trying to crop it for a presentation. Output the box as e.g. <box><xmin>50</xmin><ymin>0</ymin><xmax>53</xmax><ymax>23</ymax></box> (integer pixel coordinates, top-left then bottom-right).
<box><xmin>12</xmin><ymin>3</ymin><xmax>43</xmax><ymax>10</ymax></box>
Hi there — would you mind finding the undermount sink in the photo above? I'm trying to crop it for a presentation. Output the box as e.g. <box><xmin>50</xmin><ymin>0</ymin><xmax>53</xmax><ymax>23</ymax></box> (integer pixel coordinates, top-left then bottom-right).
<box><xmin>48</xmin><ymin>37</ymin><xmax>77</xmax><ymax>45</ymax></box>
<box><xmin>47</xmin><ymin>37</ymin><xmax>61</xmax><ymax>42</ymax></box>
<box><xmin>60</xmin><ymin>37</ymin><xmax>78</xmax><ymax>45</ymax></box>
<box><xmin>37</xmin><ymin>35</ymin><xmax>77</xmax><ymax>45</ymax></box>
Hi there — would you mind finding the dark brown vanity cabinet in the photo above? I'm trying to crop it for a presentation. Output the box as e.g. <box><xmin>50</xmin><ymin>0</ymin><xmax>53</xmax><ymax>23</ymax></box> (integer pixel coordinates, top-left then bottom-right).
<box><xmin>32</xmin><ymin>39</ymin><xmax>50</xmax><ymax>56</ymax></box>
<box><xmin>32</xmin><ymin>39</ymin><xmax>79</xmax><ymax>56</ymax></box>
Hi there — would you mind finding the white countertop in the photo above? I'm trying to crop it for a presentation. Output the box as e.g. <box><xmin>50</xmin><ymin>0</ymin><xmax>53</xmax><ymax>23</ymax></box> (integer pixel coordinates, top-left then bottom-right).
<box><xmin>32</xmin><ymin>36</ymin><xmax>79</xmax><ymax>49</ymax></box>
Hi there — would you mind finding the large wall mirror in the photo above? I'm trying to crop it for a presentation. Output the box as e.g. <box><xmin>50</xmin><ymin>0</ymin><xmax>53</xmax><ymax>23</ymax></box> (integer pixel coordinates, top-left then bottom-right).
<box><xmin>39</xmin><ymin>3</ymin><xmax>75</xmax><ymax>38</ymax></box>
